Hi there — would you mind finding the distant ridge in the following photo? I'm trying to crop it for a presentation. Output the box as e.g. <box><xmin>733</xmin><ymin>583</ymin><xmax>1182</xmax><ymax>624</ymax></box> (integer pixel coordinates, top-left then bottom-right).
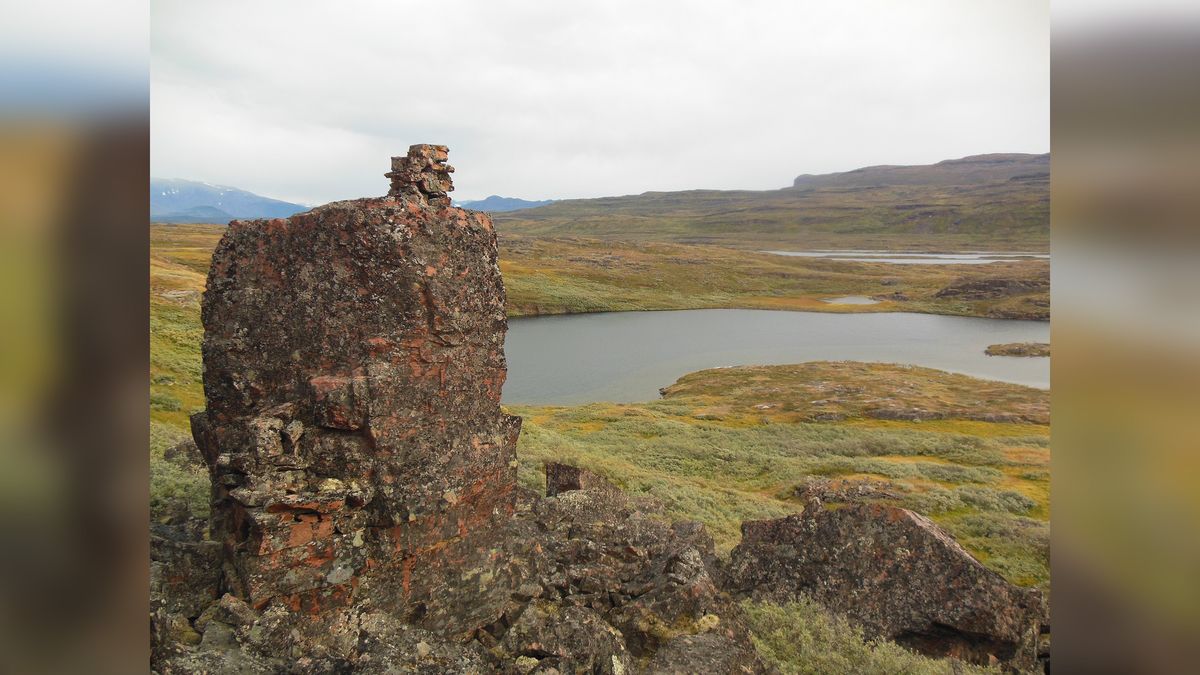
<box><xmin>791</xmin><ymin>153</ymin><xmax>1049</xmax><ymax>189</ymax></box>
<box><xmin>495</xmin><ymin>153</ymin><xmax>1050</xmax><ymax>249</ymax></box>
<box><xmin>456</xmin><ymin>195</ymin><xmax>554</xmax><ymax>212</ymax></box>
<box><xmin>150</xmin><ymin>178</ymin><xmax>309</xmax><ymax>223</ymax></box>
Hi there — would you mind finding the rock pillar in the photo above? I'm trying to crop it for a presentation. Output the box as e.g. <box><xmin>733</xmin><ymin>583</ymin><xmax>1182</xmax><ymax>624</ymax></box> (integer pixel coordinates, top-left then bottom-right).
<box><xmin>192</xmin><ymin>145</ymin><xmax>519</xmax><ymax>616</ymax></box>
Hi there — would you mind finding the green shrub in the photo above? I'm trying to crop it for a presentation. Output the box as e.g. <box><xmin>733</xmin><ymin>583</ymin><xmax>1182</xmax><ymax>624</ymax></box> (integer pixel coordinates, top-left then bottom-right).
<box><xmin>956</xmin><ymin>486</ymin><xmax>1037</xmax><ymax>514</ymax></box>
<box><xmin>150</xmin><ymin>392</ymin><xmax>182</xmax><ymax>411</ymax></box>
<box><xmin>149</xmin><ymin>421</ymin><xmax>208</xmax><ymax>519</ymax></box>
<box><xmin>742</xmin><ymin>598</ymin><xmax>997</xmax><ymax>675</ymax></box>
<box><xmin>150</xmin><ymin>458</ymin><xmax>209</xmax><ymax>519</ymax></box>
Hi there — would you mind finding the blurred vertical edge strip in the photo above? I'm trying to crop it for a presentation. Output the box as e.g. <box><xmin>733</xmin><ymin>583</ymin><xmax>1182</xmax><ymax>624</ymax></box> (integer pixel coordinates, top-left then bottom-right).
<box><xmin>0</xmin><ymin>1</ymin><xmax>149</xmax><ymax>673</ymax></box>
<box><xmin>1053</xmin><ymin>2</ymin><xmax>1200</xmax><ymax>673</ymax></box>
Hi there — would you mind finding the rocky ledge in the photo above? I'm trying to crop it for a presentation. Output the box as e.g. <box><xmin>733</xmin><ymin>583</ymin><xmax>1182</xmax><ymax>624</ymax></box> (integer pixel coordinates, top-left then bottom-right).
<box><xmin>153</xmin><ymin>464</ymin><xmax>762</xmax><ymax>673</ymax></box>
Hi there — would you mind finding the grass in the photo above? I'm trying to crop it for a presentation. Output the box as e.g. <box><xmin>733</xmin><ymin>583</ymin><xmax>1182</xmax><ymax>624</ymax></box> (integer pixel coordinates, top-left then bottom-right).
<box><xmin>509</xmin><ymin>363</ymin><xmax>1050</xmax><ymax>589</ymax></box>
<box><xmin>742</xmin><ymin>597</ymin><xmax>998</xmax><ymax>674</ymax></box>
<box><xmin>150</xmin><ymin>224</ymin><xmax>1050</xmax><ymax>325</ymax></box>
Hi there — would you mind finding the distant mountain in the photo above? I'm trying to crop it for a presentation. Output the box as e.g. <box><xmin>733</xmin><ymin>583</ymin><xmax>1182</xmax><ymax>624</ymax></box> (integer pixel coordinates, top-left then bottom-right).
<box><xmin>495</xmin><ymin>153</ymin><xmax>1049</xmax><ymax>250</ymax></box>
<box><xmin>151</xmin><ymin>178</ymin><xmax>309</xmax><ymax>223</ymax></box>
<box><xmin>791</xmin><ymin>153</ymin><xmax>1049</xmax><ymax>189</ymax></box>
<box><xmin>456</xmin><ymin>195</ymin><xmax>554</xmax><ymax>212</ymax></box>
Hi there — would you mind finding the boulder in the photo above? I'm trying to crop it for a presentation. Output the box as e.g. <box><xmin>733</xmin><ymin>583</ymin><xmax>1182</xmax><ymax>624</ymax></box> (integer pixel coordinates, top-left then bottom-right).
<box><xmin>727</xmin><ymin>501</ymin><xmax>1046</xmax><ymax>671</ymax></box>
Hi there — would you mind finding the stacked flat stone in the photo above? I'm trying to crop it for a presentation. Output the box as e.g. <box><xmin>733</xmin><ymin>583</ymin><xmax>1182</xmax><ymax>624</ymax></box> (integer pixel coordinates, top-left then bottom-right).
<box><xmin>386</xmin><ymin>143</ymin><xmax>454</xmax><ymax>206</ymax></box>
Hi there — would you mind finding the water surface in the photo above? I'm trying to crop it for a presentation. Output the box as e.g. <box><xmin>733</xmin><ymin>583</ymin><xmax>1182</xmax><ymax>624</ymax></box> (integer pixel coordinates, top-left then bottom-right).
<box><xmin>764</xmin><ymin>250</ymin><xmax>1050</xmax><ymax>265</ymax></box>
<box><xmin>503</xmin><ymin>309</ymin><xmax>1048</xmax><ymax>405</ymax></box>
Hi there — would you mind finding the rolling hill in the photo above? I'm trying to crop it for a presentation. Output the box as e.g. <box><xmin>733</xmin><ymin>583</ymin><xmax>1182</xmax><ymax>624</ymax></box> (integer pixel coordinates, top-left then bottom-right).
<box><xmin>495</xmin><ymin>153</ymin><xmax>1049</xmax><ymax>250</ymax></box>
<box><xmin>791</xmin><ymin>153</ymin><xmax>1048</xmax><ymax>189</ymax></box>
<box><xmin>150</xmin><ymin>178</ymin><xmax>309</xmax><ymax>223</ymax></box>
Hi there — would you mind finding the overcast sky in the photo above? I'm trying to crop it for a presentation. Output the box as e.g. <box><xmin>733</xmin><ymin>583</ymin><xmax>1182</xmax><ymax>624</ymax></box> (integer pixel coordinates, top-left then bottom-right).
<box><xmin>151</xmin><ymin>0</ymin><xmax>1048</xmax><ymax>205</ymax></box>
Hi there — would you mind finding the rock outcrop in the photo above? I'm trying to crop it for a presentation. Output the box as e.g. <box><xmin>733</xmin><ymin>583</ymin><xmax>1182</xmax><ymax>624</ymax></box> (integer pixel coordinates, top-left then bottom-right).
<box><xmin>190</xmin><ymin>144</ymin><xmax>519</xmax><ymax>623</ymax></box>
<box><xmin>726</xmin><ymin>500</ymin><xmax>1046</xmax><ymax>671</ymax></box>
<box><xmin>153</xmin><ymin>147</ymin><xmax>763</xmax><ymax>673</ymax></box>
<box><xmin>153</xmin><ymin>463</ymin><xmax>764</xmax><ymax>672</ymax></box>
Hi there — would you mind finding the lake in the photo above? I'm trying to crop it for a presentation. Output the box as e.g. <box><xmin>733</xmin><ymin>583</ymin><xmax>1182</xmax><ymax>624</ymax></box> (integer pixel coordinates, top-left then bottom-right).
<box><xmin>502</xmin><ymin>309</ymin><xmax>1049</xmax><ymax>405</ymax></box>
<box><xmin>763</xmin><ymin>250</ymin><xmax>1050</xmax><ymax>265</ymax></box>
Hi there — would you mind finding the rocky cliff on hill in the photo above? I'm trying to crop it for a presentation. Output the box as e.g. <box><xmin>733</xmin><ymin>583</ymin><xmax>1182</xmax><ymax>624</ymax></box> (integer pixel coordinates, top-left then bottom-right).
<box><xmin>151</xmin><ymin>146</ymin><xmax>1046</xmax><ymax>673</ymax></box>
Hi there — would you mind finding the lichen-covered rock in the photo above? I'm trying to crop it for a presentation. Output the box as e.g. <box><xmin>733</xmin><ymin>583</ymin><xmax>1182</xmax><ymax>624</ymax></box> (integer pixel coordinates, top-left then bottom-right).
<box><xmin>726</xmin><ymin>501</ymin><xmax>1046</xmax><ymax>671</ymax></box>
<box><xmin>497</xmin><ymin>601</ymin><xmax>632</xmax><ymax>674</ymax></box>
<box><xmin>386</xmin><ymin>144</ymin><xmax>455</xmax><ymax>206</ymax></box>
<box><xmin>644</xmin><ymin>633</ymin><xmax>763</xmax><ymax>675</ymax></box>
<box><xmin>545</xmin><ymin>462</ymin><xmax>623</xmax><ymax>497</ymax></box>
<box><xmin>192</xmin><ymin>145</ymin><xmax>519</xmax><ymax>621</ymax></box>
<box><xmin>151</xmin><ymin>463</ymin><xmax>766</xmax><ymax>673</ymax></box>
<box><xmin>157</xmin><ymin>600</ymin><xmax>488</xmax><ymax>674</ymax></box>
<box><xmin>498</xmin><ymin>469</ymin><xmax>763</xmax><ymax>672</ymax></box>
<box><xmin>150</xmin><ymin>522</ymin><xmax>221</xmax><ymax>621</ymax></box>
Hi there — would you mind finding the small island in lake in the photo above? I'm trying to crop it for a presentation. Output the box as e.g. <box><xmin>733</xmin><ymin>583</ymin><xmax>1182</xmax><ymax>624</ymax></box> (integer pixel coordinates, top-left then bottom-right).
<box><xmin>986</xmin><ymin>342</ymin><xmax>1050</xmax><ymax>357</ymax></box>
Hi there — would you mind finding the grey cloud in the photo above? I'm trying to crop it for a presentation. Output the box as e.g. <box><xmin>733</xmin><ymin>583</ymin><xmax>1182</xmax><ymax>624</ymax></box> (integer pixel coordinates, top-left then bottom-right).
<box><xmin>151</xmin><ymin>0</ymin><xmax>1048</xmax><ymax>204</ymax></box>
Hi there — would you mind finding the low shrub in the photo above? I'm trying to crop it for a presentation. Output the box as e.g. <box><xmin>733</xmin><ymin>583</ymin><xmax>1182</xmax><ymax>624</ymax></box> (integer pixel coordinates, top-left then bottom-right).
<box><xmin>742</xmin><ymin>597</ymin><xmax>997</xmax><ymax>674</ymax></box>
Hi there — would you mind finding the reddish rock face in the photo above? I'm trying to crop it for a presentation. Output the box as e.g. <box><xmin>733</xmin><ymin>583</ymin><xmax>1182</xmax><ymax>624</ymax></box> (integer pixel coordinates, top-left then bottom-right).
<box><xmin>192</xmin><ymin>145</ymin><xmax>519</xmax><ymax>616</ymax></box>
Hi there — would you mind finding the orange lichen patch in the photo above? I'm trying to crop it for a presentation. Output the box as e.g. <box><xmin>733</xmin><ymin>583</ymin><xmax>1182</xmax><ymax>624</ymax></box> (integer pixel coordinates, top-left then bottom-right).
<box><xmin>286</xmin><ymin>516</ymin><xmax>335</xmax><ymax>549</ymax></box>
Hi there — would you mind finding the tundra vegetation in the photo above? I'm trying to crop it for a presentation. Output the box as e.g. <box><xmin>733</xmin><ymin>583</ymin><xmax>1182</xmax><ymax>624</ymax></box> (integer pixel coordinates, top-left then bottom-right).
<box><xmin>150</xmin><ymin>222</ymin><xmax>1048</xmax><ymax>671</ymax></box>
<box><xmin>493</xmin><ymin>156</ymin><xmax>1049</xmax><ymax>252</ymax></box>
<box><xmin>986</xmin><ymin>342</ymin><xmax>1051</xmax><ymax>357</ymax></box>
